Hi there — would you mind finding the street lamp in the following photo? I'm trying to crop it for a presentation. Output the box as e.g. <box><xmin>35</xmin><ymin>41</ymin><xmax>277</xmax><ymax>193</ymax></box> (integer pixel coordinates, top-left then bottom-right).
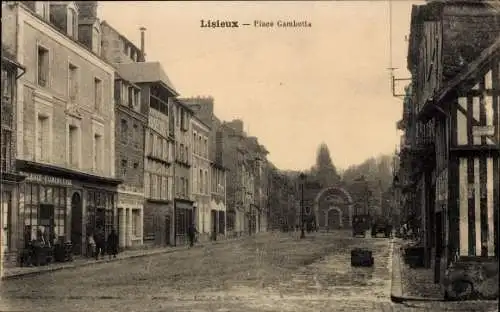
<box><xmin>299</xmin><ymin>172</ymin><xmax>306</xmax><ymax>239</ymax></box>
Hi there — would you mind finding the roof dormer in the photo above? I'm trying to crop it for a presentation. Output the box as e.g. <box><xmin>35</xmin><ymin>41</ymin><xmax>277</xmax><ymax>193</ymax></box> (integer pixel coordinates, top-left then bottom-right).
<box><xmin>49</xmin><ymin>1</ymin><xmax>79</xmax><ymax>40</ymax></box>
<box><xmin>35</xmin><ymin>1</ymin><xmax>50</xmax><ymax>20</ymax></box>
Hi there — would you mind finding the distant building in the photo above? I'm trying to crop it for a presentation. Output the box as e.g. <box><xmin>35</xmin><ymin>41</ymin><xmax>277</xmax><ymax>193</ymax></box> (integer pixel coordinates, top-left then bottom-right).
<box><xmin>182</xmin><ymin>97</ymin><xmax>228</xmax><ymax>239</ymax></box>
<box><xmin>189</xmin><ymin>114</ymin><xmax>212</xmax><ymax>241</ymax></box>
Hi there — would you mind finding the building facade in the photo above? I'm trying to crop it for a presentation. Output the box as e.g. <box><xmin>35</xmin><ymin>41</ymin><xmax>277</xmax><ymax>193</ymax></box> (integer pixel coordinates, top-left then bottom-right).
<box><xmin>190</xmin><ymin>115</ymin><xmax>212</xmax><ymax>241</ymax></box>
<box><xmin>245</xmin><ymin>136</ymin><xmax>269</xmax><ymax>233</ymax></box>
<box><xmin>2</xmin><ymin>1</ymin><xmax>121</xmax><ymax>258</ymax></box>
<box><xmin>219</xmin><ymin>120</ymin><xmax>251</xmax><ymax>236</ymax></box>
<box><xmin>113</xmin><ymin>61</ymin><xmax>177</xmax><ymax>247</ymax></box>
<box><xmin>1</xmin><ymin>47</ymin><xmax>26</xmax><ymax>269</ymax></box>
<box><xmin>182</xmin><ymin>97</ymin><xmax>228</xmax><ymax>240</ymax></box>
<box><xmin>406</xmin><ymin>0</ymin><xmax>499</xmax><ymax>299</ymax></box>
<box><xmin>171</xmin><ymin>99</ymin><xmax>194</xmax><ymax>245</ymax></box>
<box><xmin>100</xmin><ymin>13</ymin><xmax>148</xmax><ymax>251</ymax></box>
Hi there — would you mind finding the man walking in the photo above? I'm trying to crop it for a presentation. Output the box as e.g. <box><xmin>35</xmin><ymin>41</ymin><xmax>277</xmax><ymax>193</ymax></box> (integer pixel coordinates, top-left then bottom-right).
<box><xmin>187</xmin><ymin>223</ymin><xmax>198</xmax><ymax>247</ymax></box>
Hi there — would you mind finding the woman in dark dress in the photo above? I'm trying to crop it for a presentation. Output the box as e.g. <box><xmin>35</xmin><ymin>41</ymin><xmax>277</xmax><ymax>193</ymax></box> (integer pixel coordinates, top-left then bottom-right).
<box><xmin>107</xmin><ymin>228</ymin><xmax>119</xmax><ymax>259</ymax></box>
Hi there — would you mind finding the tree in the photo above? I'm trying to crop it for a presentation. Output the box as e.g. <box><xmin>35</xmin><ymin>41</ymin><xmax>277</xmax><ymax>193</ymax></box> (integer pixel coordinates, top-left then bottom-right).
<box><xmin>313</xmin><ymin>143</ymin><xmax>341</xmax><ymax>187</ymax></box>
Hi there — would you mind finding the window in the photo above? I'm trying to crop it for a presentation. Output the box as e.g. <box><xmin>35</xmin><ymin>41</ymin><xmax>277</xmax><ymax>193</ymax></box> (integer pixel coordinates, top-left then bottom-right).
<box><xmin>37</xmin><ymin>46</ymin><xmax>49</xmax><ymax>87</ymax></box>
<box><xmin>92</xmin><ymin>27</ymin><xmax>100</xmax><ymax>55</ymax></box>
<box><xmin>35</xmin><ymin>2</ymin><xmax>48</xmax><ymax>19</ymax></box>
<box><xmin>134</xmin><ymin>89</ymin><xmax>140</xmax><ymax>110</ymax></box>
<box><xmin>199</xmin><ymin>169</ymin><xmax>203</xmax><ymax>194</ymax></box>
<box><xmin>68</xmin><ymin>125</ymin><xmax>79</xmax><ymax>167</ymax></box>
<box><xmin>121</xmin><ymin>159</ymin><xmax>127</xmax><ymax>177</ymax></box>
<box><xmin>1</xmin><ymin>130</ymin><xmax>12</xmax><ymax>172</ymax></box>
<box><xmin>180</xmin><ymin>177</ymin><xmax>185</xmax><ymax>197</ymax></box>
<box><xmin>67</xmin><ymin>8</ymin><xmax>76</xmax><ymax>37</ymax></box>
<box><xmin>204</xmin><ymin>170</ymin><xmax>208</xmax><ymax>194</ymax></box>
<box><xmin>204</xmin><ymin>138</ymin><xmax>208</xmax><ymax>158</ymax></box>
<box><xmin>93</xmin><ymin>134</ymin><xmax>103</xmax><ymax>172</ymax></box>
<box><xmin>94</xmin><ymin>77</ymin><xmax>102</xmax><ymax>111</ymax></box>
<box><xmin>68</xmin><ymin>63</ymin><xmax>78</xmax><ymax>102</ymax></box>
<box><xmin>120</xmin><ymin>119</ymin><xmax>128</xmax><ymax>144</ymax></box>
<box><xmin>144</xmin><ymin>172</ymin><xmax>150</xmax><ymax>198</ymax></box>
<box><xmin>162</xmin><ymin>139</ymin><xmax>168</xmax><ymax>160</ymax></box>
<box><xmin>128</xmin><ymin>87</ymin><xmax>134</xmax><ymax>108</ymax></box>
<box><xmin>152</xmin><ymin>175</ymin><xmax>157</xmax><ymax>199</ymax></box>
<box><xmin>162</xmin><ymin>177</ymin><xmax>168</xmax><ymax>200</ymax></box>
<box><xmin>148</xmin><ymin>132</ymin><xmax>154</xmax><ymax>155</ymax></box>
<box><xmin>23</xmin><ymin>184</ymin><xmax>67</xmax><ymax>245</ymax></box>
<box><xmin>133</xmin><ymin>124</ymin><xmax>139</xmax><ymax>148</ymax></box>
<box><xmin>193</xmin><ymin>133</ymin><xmax>197</xmax><ymax>155</ymax></box>
<box><xmin>185</xmin><ymin>178</ymin><xmax>189</xmax><ymax>198</ymax></box>
<box><xmin>132</xmin><ymin>209</ymin><xmax>140</xmax><ymax>236</ymax></box>
<box><xmin>36</xmin><ymin>115</ymin><xmax>49</xmax><ymax>161</ymax></box>
<box><xmin>2</xmin><ymin>191</ymin><xmax>11</xmax><ymax>251</ymax></box>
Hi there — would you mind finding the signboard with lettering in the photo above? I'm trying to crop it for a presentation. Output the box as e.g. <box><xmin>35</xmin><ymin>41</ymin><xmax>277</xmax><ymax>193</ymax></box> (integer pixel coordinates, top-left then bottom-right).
<box><xmin>20</xmin><ymin>172</ymin><xmax>72</xmax><ymax>186</ymax></box>
<box><xmin>472</xmin><ymin>126</ymin><xmax>494</xmax><ymax>137</ymax></box>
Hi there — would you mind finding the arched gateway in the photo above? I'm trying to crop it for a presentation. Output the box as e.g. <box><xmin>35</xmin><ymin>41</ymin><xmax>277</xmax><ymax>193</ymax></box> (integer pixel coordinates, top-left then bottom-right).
<box><xmin>314</xmin><ymin>187</ymin><xmax>354</xmax><ymax>230</ymax></box>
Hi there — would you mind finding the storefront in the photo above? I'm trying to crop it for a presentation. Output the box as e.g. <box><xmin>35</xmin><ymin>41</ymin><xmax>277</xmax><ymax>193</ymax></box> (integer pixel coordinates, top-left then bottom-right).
<box><xmin>116</xmin><ymin>190</ymin><xmax>143</xmax><ymax>250</ymax></box>
<box><xmin>143</xmin><ymin>200</ymin><xmax>172</xmax><ymax>247</ymax></box>
<box><xmin>174</xmin><ymin>199</ymin><xmax>193</xmax><ymax>245</ymax></box>
<box><xmin>17</xmin><ymin>160</ymin><xmax>121</xmax><ymax>259</ymax></box>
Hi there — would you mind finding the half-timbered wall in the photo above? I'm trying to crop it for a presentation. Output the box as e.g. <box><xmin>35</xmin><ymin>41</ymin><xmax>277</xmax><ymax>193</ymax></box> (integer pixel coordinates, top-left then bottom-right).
<box><xmin>451</xmin><ymin>57</ymin><xmax>499</xmax><ymax>258</ymax></box>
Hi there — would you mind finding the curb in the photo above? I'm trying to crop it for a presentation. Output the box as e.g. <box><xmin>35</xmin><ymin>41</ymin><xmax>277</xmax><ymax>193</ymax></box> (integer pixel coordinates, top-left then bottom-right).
<box><xmin>1</xmin><ymin>233</ymin><xmax>269</xmax><ymax>281</ymax></box>
<box><xmin>390</xmin><ymin>239</ymin><xmax>445</xmax><ymax>303</ymax></box>
<box><xmin>1</xmin><ymin>246</ymin><xmax>188</xmax><ymax>281</ymax></box>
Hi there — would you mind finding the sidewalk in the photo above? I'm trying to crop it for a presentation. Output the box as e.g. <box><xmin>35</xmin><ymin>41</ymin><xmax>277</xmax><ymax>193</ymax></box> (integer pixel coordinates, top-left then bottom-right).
<box><xmin>1</xmin><ymin>232</ymin><xmax>267</xmax><ymax>281</ymax></box>
<box><xmin>390</xmin><ymin>239</ymin><xmax>444</xmax><ymax>303</ymax></box>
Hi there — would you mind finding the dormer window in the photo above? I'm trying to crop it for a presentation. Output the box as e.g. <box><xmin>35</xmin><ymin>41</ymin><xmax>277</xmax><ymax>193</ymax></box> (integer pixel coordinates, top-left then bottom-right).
<box><xmin>92</xmin><ymin>26</ymin><xmax>100</xmax><ymax>55</ymax></box>
<box><xmin>67</xmin><ymin>7</ymin><xmax>78</xmax><ymax>38</ymax></box>
<box><xmin>35</xmin><ymin>2</ymin><xmax>49</xmax><ymax>20</ymax></box>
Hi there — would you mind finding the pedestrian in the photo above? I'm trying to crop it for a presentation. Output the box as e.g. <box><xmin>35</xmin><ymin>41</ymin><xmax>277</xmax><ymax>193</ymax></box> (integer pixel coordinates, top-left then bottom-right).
<box><xmin>88</xmin><ymin>233</ymin><xmax>96</xmax><ymax>257</ymax></box>
<box><xmin>95</xmin><ymin>226</ymin><xmax>105</xmax><ymax>260</ymax></box>
<box><xmin>107</xmin><ymin>228</ymin><xmax>119</xmax><ymax>259</ymax></box>
<box><xmin>187</xmin><ymin>223</ymin><xmax>198</xmax><ymax>247</ymax></box>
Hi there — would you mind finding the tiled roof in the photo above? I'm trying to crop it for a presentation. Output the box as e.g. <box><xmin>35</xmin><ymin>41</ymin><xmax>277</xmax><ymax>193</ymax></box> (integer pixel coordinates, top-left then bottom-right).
<box><xmin>116</xmin><ymin>62</ymin><xmax>178</xmax><ymax>96</ymax></box>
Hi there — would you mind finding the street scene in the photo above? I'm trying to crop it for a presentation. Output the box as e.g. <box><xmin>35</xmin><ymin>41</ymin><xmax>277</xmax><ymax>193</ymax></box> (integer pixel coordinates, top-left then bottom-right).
<box><xmin>1</xmin><ymin>232</ymin><xmax>496</xmax><ymax>312</ymax></box>
<box><xmin>1</xmin><ymin>0</ymin><xmax>499</xmax><ymax>311</ymax></box>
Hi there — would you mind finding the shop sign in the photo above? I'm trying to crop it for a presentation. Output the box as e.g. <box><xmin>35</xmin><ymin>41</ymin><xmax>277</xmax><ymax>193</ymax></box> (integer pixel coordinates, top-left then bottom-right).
<box><xmin>21</xmin><ymin>172</ymin><xmax>72</xmax><ymax>186</ymax></box>
<box><xmin>472</xmin><ymin>126</ymin><xmax>494</xmax><ymax>137</ymax></box>
<box><xmin>175</xmin><ymin>201</ymin><xmax>192</xmax><ymax>210</ymax></box>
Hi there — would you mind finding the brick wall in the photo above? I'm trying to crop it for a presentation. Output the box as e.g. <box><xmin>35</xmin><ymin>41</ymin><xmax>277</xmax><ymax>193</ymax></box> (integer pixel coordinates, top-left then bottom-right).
<box><xmin>115</xmin><ymin>108</ymin><xmax>145</xmax><ymax>191</ymax></box>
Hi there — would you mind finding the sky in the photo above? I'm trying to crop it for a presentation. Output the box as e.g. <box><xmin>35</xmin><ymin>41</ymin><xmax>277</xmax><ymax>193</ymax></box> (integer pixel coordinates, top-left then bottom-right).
<box><xmin>98</xmin><ymin>0</ymin><xmax>425</xmax><ymax>171</ymax></box>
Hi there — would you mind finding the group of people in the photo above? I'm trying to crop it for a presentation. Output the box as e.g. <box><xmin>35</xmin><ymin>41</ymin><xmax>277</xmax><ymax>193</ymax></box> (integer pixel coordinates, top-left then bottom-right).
<box><xmin>87</xmin><ymin>227</ymin><xmax>119</xmax><ymax>260</ymax></box>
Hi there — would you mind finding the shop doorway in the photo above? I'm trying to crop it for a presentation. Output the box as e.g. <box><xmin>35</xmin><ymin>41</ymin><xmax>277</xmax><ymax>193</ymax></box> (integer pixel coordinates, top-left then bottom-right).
<box><xmin>70</xmin><ymin>192</ymin><xmax>82</xmax><ymax>255</ymax></box>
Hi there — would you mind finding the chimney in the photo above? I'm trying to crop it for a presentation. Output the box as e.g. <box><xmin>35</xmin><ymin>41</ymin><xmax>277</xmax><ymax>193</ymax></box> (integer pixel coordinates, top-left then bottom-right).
<box><xmin>140</xmin><ymin>27</ymin><xmax>146</xmax><ymax>61</ymax></box>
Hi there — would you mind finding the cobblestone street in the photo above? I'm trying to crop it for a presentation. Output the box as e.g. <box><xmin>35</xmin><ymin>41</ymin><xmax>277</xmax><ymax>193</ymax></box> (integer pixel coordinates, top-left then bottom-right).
<box><xmin>0</xmin><ymin>232</ymin><xmax>497</xmax><ymax>312</ymax></box>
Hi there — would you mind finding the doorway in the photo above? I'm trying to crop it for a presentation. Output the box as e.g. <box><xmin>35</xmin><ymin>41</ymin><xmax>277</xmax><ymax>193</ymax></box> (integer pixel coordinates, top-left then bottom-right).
<box><xmin>165</xmin><ymin>215</ymin><xmax>171</xmax><ymax>246</ymax></box>
<box><xmin>434</xmin><ymin>210</ymin><xmax>444</xmax><ymax>284</ymax></box>
<box><xmin>211</xmin><ymin>210</ymin><xmax>217</xmax><ymax>241</ymax></box>
<box><xmin>70</xmin><ymin>192</ymin><xmax>82</xmax><ymax>255</ymax></box>
<box><xmin>326</xmin><ymin>207</ymin><xmax>342</xmax><ymax>229</ymax></box>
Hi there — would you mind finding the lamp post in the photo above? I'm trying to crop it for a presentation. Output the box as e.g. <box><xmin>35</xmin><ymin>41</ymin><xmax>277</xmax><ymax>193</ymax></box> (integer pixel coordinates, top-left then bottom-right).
<box><xmin>299</xmin><ymin>172</ymin><xmax>306</xmax><ymax>239</ymax></box>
